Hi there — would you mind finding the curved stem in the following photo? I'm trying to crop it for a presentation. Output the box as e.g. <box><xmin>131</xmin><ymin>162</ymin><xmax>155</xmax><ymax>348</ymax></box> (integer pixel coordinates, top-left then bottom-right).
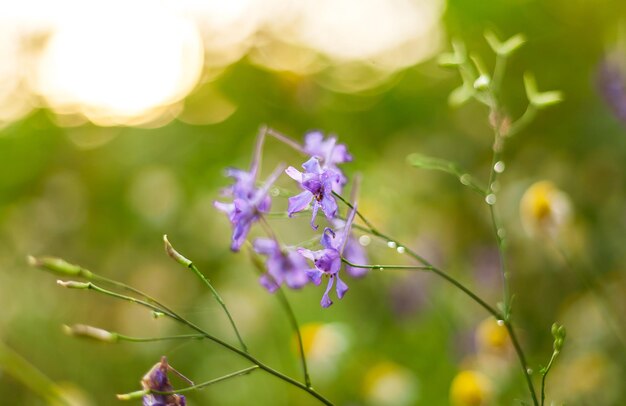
<box><xmin>335</xmin><ymin>192</ymin><xmax>538</xmax><ymax>404</ymax></box>
<box><xmin>274</xmin><ymin>287</ymin><xmax>312</xmax><ymax>388</ymax></box>
<box><xmin>188</xmin><ymin>263</ymin><xmax>248</xmax><ymax>353</ymax></box>
<box><xmin>154</xmin><ymin>366</ymin><xmax>259</xmax><ymax>395</ymax></box>
<box><xmin>505</xmin><ymin>321</ymin><xmax>539</xmax><ymax>406</ymax></box>
<box><xmin>334</xmin><ymin>192</ymin><xmax>502</xmax><ymax>319</ymax></box>
<box><xmin>74</xmin><ymin>281</ymin><xmax>334</xmax><ymax>406</ymax></box>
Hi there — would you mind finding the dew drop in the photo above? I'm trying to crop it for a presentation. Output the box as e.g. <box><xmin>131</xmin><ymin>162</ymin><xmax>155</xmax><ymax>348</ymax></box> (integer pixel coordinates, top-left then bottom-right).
<box><xmin>460</xmin><ymin>174</ymin><xmax>471</xmax><ymax>185</ymax></box>
<box><xmin>485</xmin><ymin>194</ymin><xmax>497</xmax><ymax>205</ymax></box>
<box><xmin>359</xmin><ymin>235</ymin><xmax>371</xmax><ymax>247</ymax></box>
<box><xmin>152</xmin><ymin>311</ymin><xmax>165</xmax><ymax>319</ymax></box>
<box><xmin>397</xmin><ymin>246</ymin><xmax>406</xmax><ymax>254</ymax></box>
<box><xmin>270</xmin><ymin>187</ymin><xmax>280</xmax><ymax>197</ymax></box>
<box><xmin>490</xmin><ymin>181</ymin><xmax>500</xmax><ymax>192</ymax></box>
<box><xmin>494</xmin><ymin>161</ymin><xmax>506</xmax><ymax>173</ymax></box>
<box><xmin>387</xmin><ymin>241</ymin><xmax>397</xmax><ymax>249</ymax></box>
<box><xmin>497</xmin><ymin>228</ymin><xmax>506</xmax><ymax>239</ymax></box>
<box><xmin>378</xmin><ymin>267</ymin><xmax>384</xmax><ymax>271</ymax></box>
<box><xmin>527</xmin><ymin>368</ymin><xmax>533</xmax><ymax>375</ymax></box>
<box><xmin>496</xmin><ymin>319</ymin><xmax>505</xmax><ymax>326</ymax></box>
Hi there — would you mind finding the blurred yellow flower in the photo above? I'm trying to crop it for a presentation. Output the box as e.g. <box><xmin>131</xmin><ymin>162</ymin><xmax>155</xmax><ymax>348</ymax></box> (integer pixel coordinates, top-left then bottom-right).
<box><xmin>520</xmin><ymin>180</ymin><xmax>571</xmax><ymax>237</ymax></box>
<box><xmin>449</xmin><ymin>370</ymin><xmax>493</xmax><ymax>406</ymax></box>
<box><xmin>362</xmin><ymin>361</ymin><xmax>418</xmax><ymax>406</ymax></box>
<box><xmin>475</xmin><ymin>318</ymin><xmax>510</xmax><ymax>354</ymax></box>
<box><xmin>295</xmin><ymin>322</ymin><xmax>349</xmax><ymax>379</ymax></box>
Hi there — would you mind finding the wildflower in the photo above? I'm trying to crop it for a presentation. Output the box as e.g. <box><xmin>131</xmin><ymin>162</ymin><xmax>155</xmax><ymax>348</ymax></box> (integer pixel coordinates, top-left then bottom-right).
<box><xmin>215</xmin><ymin>165</ymin><xmax>283</xmax><ymax>252</ymax></box>
<box><xmin>141</xmin><ymin>357</ymin><xmax>187</xmax><ymax>406</ymax></box>
<box><xmin>297</xmin><ymin>205</ymin><xmax>357</xmax><ymax>307</ymax></box>
<box><xmin>449</xmin><ymin>370</ymin><xmax>493</xmax><ymax>406</ymax></box>
<box><xmin>253</xmin><ymin>238</ymin><xmax>310</xmax><ymax>292</ymax></box>
<box><xmin>362</xmin><ymin>361</ymin><xmax>418</xmax><ymax>406</ymax></box>
<box><xmin>519</xmin><ymin>180</ymin><xmax>570</xmax><ymax>237</ymax></box>
<box><xmin>475</xmin><ymin>318</ymin><xmax>510</xmax><ymax>355</ymax></box>
<box><xmin>286</xmin><ymin>157</ymin><xmax>340</xmax><ymax>229</ymax></box>
<box><xmin>303</xmin><ymin>131</ymin><xmax>352</xmax><ymax>192</ymax></box>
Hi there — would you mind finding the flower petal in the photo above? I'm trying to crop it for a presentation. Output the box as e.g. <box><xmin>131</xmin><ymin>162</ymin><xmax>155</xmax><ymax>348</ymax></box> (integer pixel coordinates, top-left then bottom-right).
<box><xmin>302</xmin><ymin>157</ymin><xmax>322</xmax><ymax>174</ymax></box>
<box><xmin>288</xmin><ymin>191</ymin><xmax>313</xmax><ymax>216</ymax></box>
<box><xmin>285</xmin><ymin>166</ymin><xmax>303</xmax><ymax>182</ymax></box>
<box><xmin>335</xmin><ymin>274</ymin><xmax>349</xmax><ymax>299</ymax></box>
<box><xmin>259</xmin><ymin>274</ymin><xmax>279</xmax><ymax>293</ymax></box>
<box><xmin>306</xmin><ymin>268</ymin><xmax>323</xmax><ymax>285</ymax></box>
<box><xmin>309</xmin><ymin>201</ymin><xmax>320</xmax><ymax>230</ymax></box>
<box><xmin>321</xmin><ymin>277</ymin><xmax>334</xmax><ymax>308</ymax></box>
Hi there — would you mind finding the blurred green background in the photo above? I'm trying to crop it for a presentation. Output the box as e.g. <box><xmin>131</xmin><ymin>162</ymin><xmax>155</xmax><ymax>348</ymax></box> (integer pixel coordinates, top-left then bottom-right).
<box><xmin>1</xmin><ymin>0</ymin><xmax>626</xmax><ymax>405</ymax></box>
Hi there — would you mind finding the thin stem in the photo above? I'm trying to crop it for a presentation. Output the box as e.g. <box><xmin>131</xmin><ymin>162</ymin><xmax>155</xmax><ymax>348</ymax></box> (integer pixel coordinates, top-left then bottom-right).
<box><xmin>71</xmin><ymin>281</ymin><xmax>333</xmax><ymax>405</ymax></box>
<box><xmin>274</xmin><ymin>287</ymin><xmax>312</xmax><ymax>388</ymax></box>
<box><xmin>505</xmin><ymin>321</ymin><xmax>539</xmax><ymax>406</ymax></box>
<box><xmin>266</xmin><ymin>128</ymin><xmax>308</xmax><ymax>154</ymax></box>
<box><xmin>154</xmin><ymin>366</ymin><xmax>259</xmax><ymax>395</ymax></box>
<box><xmin>335</xmin><ymin>192</ymin><xmax>539</xmax><ymax>404</ymax></box>
<box><xmin>341</xmin><ymin>258</ymin><xmax>432</xmax><ymax>271</ymax></box>
<box><xmin>333</xmin><ymin>193</ymin><xmax>501</xmax><ymax>319</ymax></box>
<box><xmin>116</xmin><ymin>333</ymin><xmax>205</xmax><ymax>343</ymax></box>
<box><xmin>188</xmin><ymin>263</ymin><xmax>248</xmax><ymax>353</ymax></box>
<box><xmin>540</xmin><ymin>351</ymin><xmax>558</xmax><ymax>406</ymax></box>
<box><xmin>507</xmin><ymin>104</ymin><xmax>537</xmax><ymax>137</ymax></box>
<box><xmin>492</xmin><ymin>54</ymin><xmax>507</xmax><ymax>95</ymax></box>
<box><xmin>486</xmin><ymin>140</ymin><xmax>511</xmax><ymax>318</ymax></box>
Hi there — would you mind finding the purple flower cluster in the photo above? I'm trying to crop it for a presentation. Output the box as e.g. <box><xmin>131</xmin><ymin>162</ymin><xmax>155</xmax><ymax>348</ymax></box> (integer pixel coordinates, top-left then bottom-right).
<box><xmin>215</xmin><ymin>129</ymin><xmax>367</xmax><ymax>307</ymax></box>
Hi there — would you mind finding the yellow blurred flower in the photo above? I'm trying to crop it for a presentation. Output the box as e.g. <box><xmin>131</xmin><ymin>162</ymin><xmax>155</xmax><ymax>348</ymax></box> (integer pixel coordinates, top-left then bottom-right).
<box><xmin>362</xmin><ymin>361</ymin><xmax>418</xmax><ymax>406</ymax></box>
<box><xmin>475</xmin><ymin>318</ymin><xmax>510</xmax><ymax>354</ymax></box>
<box><xmin>450</xmin><ymin>370</ymin><xmax>493</xmax><ymax>406</ymax></box>
<box><xmin>295</xmin><ymin>322</ymin><xmax>349</xmax><ymax>380</ymax></box>
<box><xmin>520</xmin><ymin>180</ymin><xmax>571</xmax><ymax>237</ymax></box>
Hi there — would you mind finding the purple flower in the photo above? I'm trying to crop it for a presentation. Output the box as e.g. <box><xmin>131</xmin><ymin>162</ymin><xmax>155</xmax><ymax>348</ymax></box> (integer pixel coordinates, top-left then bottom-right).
<box><xmin>286</xmin><ymin>157</ymin><xmax>340</xmax><ymax>229</ymax></box>
<box><xmin>298</xmin><ymin>205</ymin><xmax>357</xmax><ymax>308</ymax></box>
<box><xmin>597</xmin><ymin>56</ymin><xmax>626</xmax><ymax>124</ymax></box>
<box><xmin>215</xmin><ymin>165</ymin><xmax>283</xmax><ymax>252</ymax></box>
<box><xmin>253</xmin><ymin>238</ymin><xmax>310</xmax><ymax>292</ymax></box>
<box><xmin>141</xmin><ymin>357</ymin><xmax>186</xmax><ymax>406</ymax></box>
<box><xmin>331</xmin><ymin>218</ymin><xmax>368</xmax><ymax>278</ymax></box>
<box><xmin>303</xmin><ymin>131</ymin><xmax>352</xmax><ymax>192</ymax></box>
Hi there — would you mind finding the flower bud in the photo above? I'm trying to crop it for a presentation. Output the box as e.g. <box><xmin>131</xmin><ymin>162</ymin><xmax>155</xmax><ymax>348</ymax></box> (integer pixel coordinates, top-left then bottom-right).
<box><xmin>57</xmin><ymin>280</ymin><xmax>91</xmax><ymax>289</ymax></box>
<box><xmin>28</xmin><ymin>256</ymin><xmax>92</xmax><ymax>278</ymax></box>
<box><xmin>163</xmin><ymin>235</ymin><xmax>192</xmax><ymax>267</ymax></box>
<box><xmin>64</xmin><ymin>324</ymin><xmax>118</xmax><ymax>343</ymax></box>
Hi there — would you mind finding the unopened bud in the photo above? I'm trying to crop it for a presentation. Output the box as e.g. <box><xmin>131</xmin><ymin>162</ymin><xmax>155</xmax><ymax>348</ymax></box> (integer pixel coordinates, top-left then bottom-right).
<box><xmin>64</xmin><ymin>324</ymin><xmax>118</xmax><ymax>343</ymax></box>
<box><xmin>117</xmin><ymin>389</ymin><xmax>149</xmax><ymax>400</ymax></box>
<box><xmin>163</xmin><ymin>235</ymin><xmax>192</xmax><ymax>267</ymax></box>
<box><xmin>57</xmin><ymin>280</ymin><xmax>91</xmax><ymax>289</ymax></box>
<box><xmin>28</xmin><ymin>256</ymin><xmax>92</xmax><ymax>278</ymax></box>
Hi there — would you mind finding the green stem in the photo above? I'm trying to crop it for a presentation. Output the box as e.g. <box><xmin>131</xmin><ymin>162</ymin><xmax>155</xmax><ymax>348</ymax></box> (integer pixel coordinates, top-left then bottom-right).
<box><xmin>188</xmin><ymin>263</ymin><xmax>248</xmax><ymax>353</ymax></box>
<box><xmin>507</xmin><ymin>104</ymin><xmax>537</xmax><ymax>137</ymax></box>
<box><xmin>0</xmin><ymin>341</ymin><xmax>72</xmax><ymax>406</ymax></box>
<box><xmin>334</xmin><ymin>192</ymin><xmax>501</xmax><ymax>319</ymax></box>
<box><xmin>274</xmin><ymin>287</ymin><xmax>312</xmax><ymax>388</ymax></box>
<box><xmin>335</xmin><ymin>192</ymin><xmax>539</xmax><ymax>404</ymax></box>
<box><xmin>540</xmin><ymin>351</ymin><xmax>558</xmax><ymax>406</ymax></box>
<box><xmin>72</xmin><ymin>281</ymin><xmax>333</xmax><ymax>405</ymax></box>
<box><xmin>154</xmin><ymin>366</ymin><xmax>259</xmax><ymax>395</ymax></box>
<box><xmin>341</xmin><ymin>258</ymin><xmax>431</xmax><ymax>271</ymax></box>
<box><xmin>116</xmin><ymin>333</ymin><xmax>206</xmax><ymax>343</ymax></box>
<box><xmin>504</xmin><ymin>321</ymin><xmax>539</xmax><ymax>406</ymax></box>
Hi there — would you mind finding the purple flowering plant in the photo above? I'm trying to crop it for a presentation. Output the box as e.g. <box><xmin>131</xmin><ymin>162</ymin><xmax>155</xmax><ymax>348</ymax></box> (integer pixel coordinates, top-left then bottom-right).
<box><xmin>29</xmin><ymin>33</ymin><xmax>571</xmax><ymax>406</ymax></box>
